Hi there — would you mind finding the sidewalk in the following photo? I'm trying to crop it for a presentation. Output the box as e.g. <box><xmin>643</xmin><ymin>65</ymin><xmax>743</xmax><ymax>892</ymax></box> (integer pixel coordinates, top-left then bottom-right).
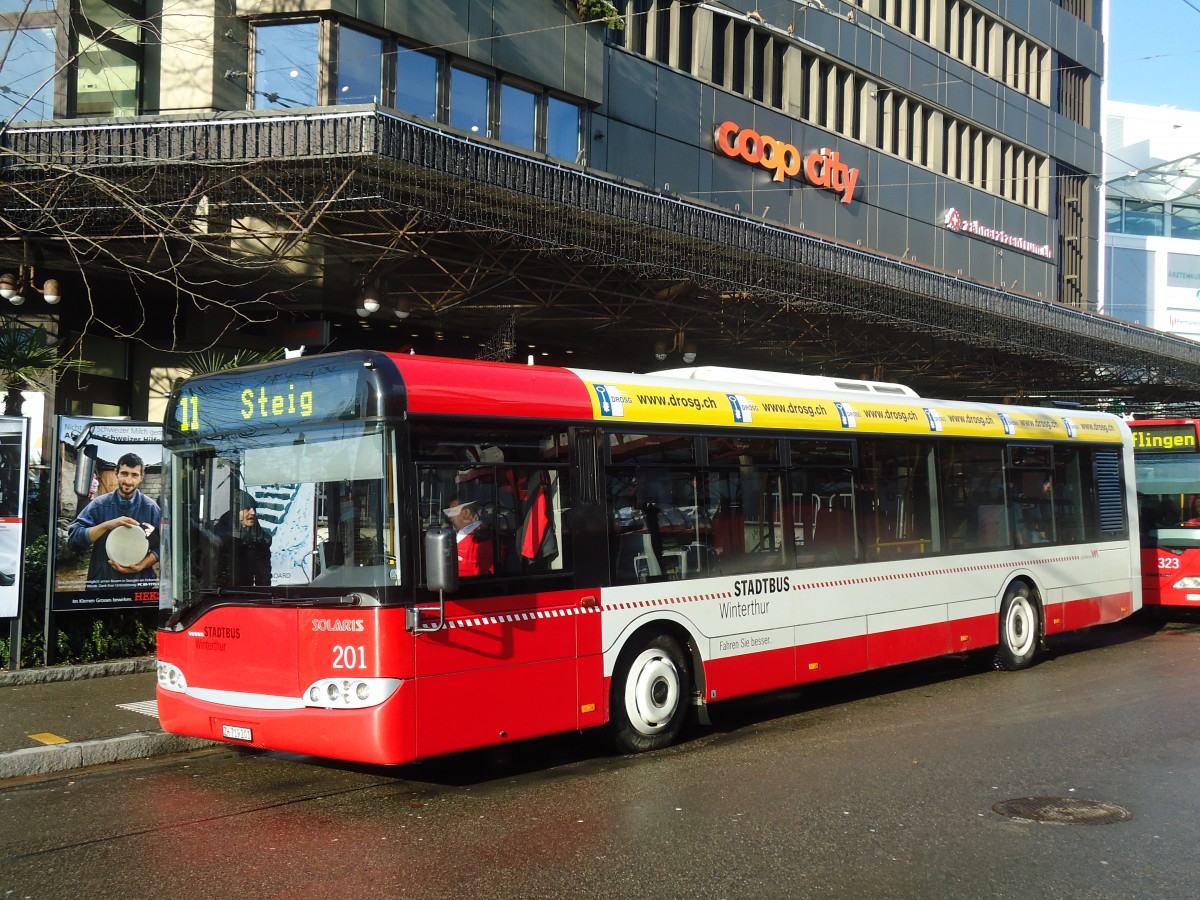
<box><xmin>0</xmin><ymin>658</ymin><xmax>216</xmax><ymax>781</ymax></box>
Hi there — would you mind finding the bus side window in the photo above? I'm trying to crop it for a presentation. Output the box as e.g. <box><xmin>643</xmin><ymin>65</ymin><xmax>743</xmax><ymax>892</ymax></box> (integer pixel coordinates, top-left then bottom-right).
<box><xmin>511</xmin><ymin>468</ymin><xmax>569</xmax><ymax>576</ymax></box>
<box><xmin>694</xmin><ymin>467</ymin><xmax>786</xmax><ymax>577</ymax></box>
<box><xmin>706</xmin><ymin>470</ymin><xmax>744</xmax><ymax>560</ymax></box>
<box><xmin>789</xmin><ymin>467</ymin><xmax>857</xmax><ymax>567</ymax></box>
<box><xmin>787</xmin><ymin>438</ymin><xmax>857</xmax><ymax>568</ymax></box>
<box><xmin>1052</xmin><ymin>449</ymin><xmax>1086</xmax><ymax>543</ymax></box>
<box><xmin>412</xmin><ymin>424</ymin><xmax>574</xmax><ymax>590</ymax></box>
<box><xmin>606</xmin><ymin>466</ymin><xmax>701</xmax><ymax>584</ymax></box>
<box><xmin>605</xmin><ymin>433</ymin><xmax>700</xmax><ymax>584</ymax></box>
<box><xmin>1009</xmin><ymin>470</ymin><xmax>1053</xmax><ymax>546</ymax></box>
<box><xmin>705</xmin><ymin>436</ymin><xmax>785</xmax><ymax>577</ymax></box>
<box><xmin>939</xmin><ymin>442</ymin><xmax>1008</xmax><ymax>552</ymax></box>
<box><xmin>471</xmin><ymin>466</ymin><xmax>519</xmax><ymax>574</ymax></box>
<box><xmin>607</xmin><ymin>469</ymin><xmax>643</xmax><ymax>585</ymax></box>
<box><xmin>860</xmin><ymin>439</ymin><xmax>937</xmax><ymax>560</ymax></box>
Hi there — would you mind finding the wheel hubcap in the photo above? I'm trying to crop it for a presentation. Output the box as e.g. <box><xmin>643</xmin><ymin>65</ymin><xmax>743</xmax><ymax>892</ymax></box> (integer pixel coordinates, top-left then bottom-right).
<box><xmin>625</xmin><ymin>649</ymin><xmax>680</xmax><ymax>735</ymax></box>
<box><xmin>1007</xmin><ymin>598</ymin><xmax>1035</xmax><ymax>655</ymax></box>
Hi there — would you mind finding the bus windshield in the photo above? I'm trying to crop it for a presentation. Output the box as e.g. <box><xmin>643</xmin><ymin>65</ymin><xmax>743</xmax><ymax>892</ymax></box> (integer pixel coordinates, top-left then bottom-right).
<box><xmin>164</xmin><ymin>421</ymin><xmax>399</xmax><ymax>614</ymax></box>
<box><xmin>1135</xmin><ymin>453</ymin><xmax>1200</xmax><ymax>531</ymax></box>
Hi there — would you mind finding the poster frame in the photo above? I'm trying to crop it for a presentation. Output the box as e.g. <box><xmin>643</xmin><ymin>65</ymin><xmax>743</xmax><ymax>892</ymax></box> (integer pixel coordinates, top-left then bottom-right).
<box><xmin>43</xmin><ymin>417</ymin><xmax>163</xmax><ymax>663</ymax></box>
<box><xmin>0</xmin><ymin>415</ymin><xmax>30</xmax><ymax>668</ymax></box>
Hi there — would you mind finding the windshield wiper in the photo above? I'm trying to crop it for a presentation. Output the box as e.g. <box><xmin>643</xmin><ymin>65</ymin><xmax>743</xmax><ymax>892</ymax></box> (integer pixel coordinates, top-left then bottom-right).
<box><xmin>192</xmin><ymin>588</ymin><xmax>275</xmax><ymax>600</ymax></box>
<box><xmin>165</xmin><ymin>591</ymin><xmax>270</xmax><ymax>629</ymax></box>
<box><xmin>273</xmin><ymin>593</ymin><xmax>377</xmax><ymax>607</ymax></box>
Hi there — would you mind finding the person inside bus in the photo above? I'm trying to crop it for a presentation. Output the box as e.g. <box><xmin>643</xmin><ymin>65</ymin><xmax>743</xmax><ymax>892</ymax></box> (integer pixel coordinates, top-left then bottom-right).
<box><xmin>1184</xmin><ymin>495</ymin><xmax>1200</xmax><ymax>526</ymax></box>
<box><xmin>1007</xmin><ymin>478</ymin><xmax>1049</xmax><ymax>546</ymax></box>
<box><xmin>212</xmin><ymin>490</ymin><xmax>273</xmax><ymax>586</ymax></box>
<box><xmin>444</xmin><ymin>498</ymin><xmax>494</xmax><ymax>577</ymax></box>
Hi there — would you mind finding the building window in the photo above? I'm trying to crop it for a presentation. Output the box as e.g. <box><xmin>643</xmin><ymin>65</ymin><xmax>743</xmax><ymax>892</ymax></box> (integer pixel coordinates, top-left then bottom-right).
<box><xmin>1058</xmin><ymin>169</ymin><xmax>1089</xmax><ymax>309</ymax></box>
<box><xmin>391</xmin><ymin>47</ymin><xmax>583</xmax><ymax>160</ymax></box>
<box><xmin>1057</xmin><ymin>59</ymin><xmax>1088</xmax><ymax>127</ymax></box>
<box><xmin>75</xmin><ymin>41</ymin><xmax>140</xmax><ymax>117</ymax></box>
<box><xmin>0</xmin><ymin>26</ymin><xmax>56</xmax><ymax>121</ymax></box>
<box><xmin>73</xmin><ymin>0</ymin><xmax>145</xmax><ymax>117</ymax></box>
<box><xmin>546</xmin><ymin>95</ymin><xmax>582</xmax><ymax>163</ymax></box>
<box><xmin>336</xmin><ymin>25</ymin><xmax>385</xmax><ymax>105</ymax></box>
<box><xmin>1105</xmin><ymin>198</ymin><xmax>1124</xmax><ymax>233</ymax></box>
<box><xmin>395</xmin><ymin>47</ymin><xmax>439</xmax><ymax>120</ymax></box>
<box><xmin>245</xmin><ymin>19</ymin><xmax>585</xmax><ymax>161</ymax></box>
<box><xmin>807</xmin><ymin>1</ymin><xmax>1054</xmax><ymax>107</ymax></box>
<box><xmin>2</xmin><ymin>0</ymin><xmax>148</xmax><ymax>120</ymax></box>
<box><xmin>77</xmin><ymin>333</ymin><xmax>130</xmax><ymax>379</ymax></box>
<box><xmin>253</xmin><ymin>20</ymin><xmax>320</xmax><ymax>109</ymax></box>
<box><xmin>500</xmin><ymin>83</ymin><xmax>537</xmax><ymax>150</ymax></box>
<box><xmin>1055</xmin><ymin>0</ymin><xmax>1092</xmax><ymax>25</ymax></box>
<box><xmin>1123</xmin><ymin>201</ymin><xmax>1165</xmax><ymax>237</ymax></box>
<box><xmin>1171</xmin><ymin>205</ymin><xmax>1200</xmax><ymax>241</ymax></box>
<box><xmin>613</xmin><ymin>0</ymin><xmax>695</xmax><ymax>71</ymax></box>
<box><xmin>449</xmin><ymin>65</ymin><xmax>490</xmax><ymax>137</ymax></box>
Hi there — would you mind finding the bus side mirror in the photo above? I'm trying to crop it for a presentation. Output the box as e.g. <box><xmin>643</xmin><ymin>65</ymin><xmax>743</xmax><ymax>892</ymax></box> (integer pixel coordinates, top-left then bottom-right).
<box><xmin>424</xmin><ymin>526</ymin><xmax>459</xmax><ymax>593</ymax></box>
<box><xmin>73</xmin><ymin>444</ymin><xmax>98</xmax><ymax>497</ymax></box>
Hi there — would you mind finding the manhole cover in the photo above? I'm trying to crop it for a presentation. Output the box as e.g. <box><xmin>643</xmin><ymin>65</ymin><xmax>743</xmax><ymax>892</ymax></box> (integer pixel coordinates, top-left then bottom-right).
<box><xmin>992</xmin><ymin>797</ymin><xmax>1133</xmax><ymax>825</ymax></box>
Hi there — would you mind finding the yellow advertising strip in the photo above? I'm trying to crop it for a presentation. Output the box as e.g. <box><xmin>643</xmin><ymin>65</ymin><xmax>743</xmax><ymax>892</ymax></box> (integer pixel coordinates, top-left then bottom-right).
<box><xmin>585</xmin><ymin>382</ymin><xmax>1124</xmax><ymax>442</ymax></box>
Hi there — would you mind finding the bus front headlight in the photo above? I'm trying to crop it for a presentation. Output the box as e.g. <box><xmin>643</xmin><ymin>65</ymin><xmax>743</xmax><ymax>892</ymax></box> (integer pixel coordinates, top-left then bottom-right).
<box><xmin>157</xmin><ymin>661</ymin><xmax>187</xmax><ymax>693</ymax></box>
<box><xmin>301</xmin><ymin>677</ymin><xmax>402</xmax><ymax>709</ymax></box>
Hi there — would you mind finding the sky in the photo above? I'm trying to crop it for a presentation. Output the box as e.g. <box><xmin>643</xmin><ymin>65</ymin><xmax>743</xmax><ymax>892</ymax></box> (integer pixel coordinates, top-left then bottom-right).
<box><xmin>1106</xmin><ymin>0</ymin><xmax>1200</xmax><ymax>110</ymax></box>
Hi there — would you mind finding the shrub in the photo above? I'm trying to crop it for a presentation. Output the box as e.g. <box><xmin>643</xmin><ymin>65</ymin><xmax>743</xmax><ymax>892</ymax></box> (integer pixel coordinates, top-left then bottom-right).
<box><xmin>1</xmin><ymin>534</ymin><xmax>155</xmax><ymax>668</ymax></box>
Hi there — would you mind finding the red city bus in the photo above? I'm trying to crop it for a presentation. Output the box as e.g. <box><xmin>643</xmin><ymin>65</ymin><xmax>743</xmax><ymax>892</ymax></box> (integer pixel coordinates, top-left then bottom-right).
<box><xmin>1130</xmin><ymin>418</ymin><xmax>1200</xmax><ymax>613</ymax></box>
<box><xmin>157</xmin><ymin>352</ymin><xmax>1140</xmax><ymax>764</ymax></box>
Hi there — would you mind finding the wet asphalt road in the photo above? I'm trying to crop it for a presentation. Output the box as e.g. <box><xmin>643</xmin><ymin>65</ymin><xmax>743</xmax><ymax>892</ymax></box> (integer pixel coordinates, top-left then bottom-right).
<box><xmin>2</xmin><ymin>615</ymin><xmax>1199</xmax><ymax>899</ymax></box>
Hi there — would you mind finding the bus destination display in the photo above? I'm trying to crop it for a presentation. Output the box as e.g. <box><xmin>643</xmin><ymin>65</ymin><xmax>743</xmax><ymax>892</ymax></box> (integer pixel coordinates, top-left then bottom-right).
<box><xmin>172</xmin><ymin>362</ymin><xmax>366</xmax><ymax>435</ymax></box>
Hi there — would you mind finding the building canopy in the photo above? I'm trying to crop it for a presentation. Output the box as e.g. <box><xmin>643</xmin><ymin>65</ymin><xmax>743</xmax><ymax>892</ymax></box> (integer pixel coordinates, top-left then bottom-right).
<box><xmin>5</xmin><ymin>109</ymin><xmax>1200</xmax><ymax>415</ymax></box>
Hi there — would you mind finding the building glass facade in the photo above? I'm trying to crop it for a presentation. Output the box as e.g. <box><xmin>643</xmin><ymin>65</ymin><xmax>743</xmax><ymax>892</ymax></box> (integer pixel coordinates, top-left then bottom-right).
<box><xmin>1103</xmin><ymin>101</ymin><xmax>1200</xmax><ymax>342</ymax></box>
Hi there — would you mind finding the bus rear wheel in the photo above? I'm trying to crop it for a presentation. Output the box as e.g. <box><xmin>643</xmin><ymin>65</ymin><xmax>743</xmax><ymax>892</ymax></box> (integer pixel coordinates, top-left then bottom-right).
<box><xmin>609</xmin><ymin>633</ymin><xmax>691</xmax><ymax>754</ymax></box>
<box><xmin>994</xmin><ymin>581</ymin><xmax>1040</xmax><ymax>671</ymax></box>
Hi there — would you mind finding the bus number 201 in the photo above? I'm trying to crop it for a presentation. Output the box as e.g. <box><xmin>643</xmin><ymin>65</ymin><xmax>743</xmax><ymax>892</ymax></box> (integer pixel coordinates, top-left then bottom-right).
<box><xmin>333</xmin><ymin>645</ymin><xmax>368</xmax><ymax>669</ymax></box>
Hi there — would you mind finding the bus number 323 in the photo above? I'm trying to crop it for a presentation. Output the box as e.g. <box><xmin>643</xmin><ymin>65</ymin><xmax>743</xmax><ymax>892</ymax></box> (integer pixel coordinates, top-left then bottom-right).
<box><xmin>333</xmin><ymin>646</ymin><xmax>368</xmax><ymax>669</ymax></box>
<box><xmin>1159</xmin><ymin>557</ymin><xmax>1181</xmax><ymax>570</ymax></box>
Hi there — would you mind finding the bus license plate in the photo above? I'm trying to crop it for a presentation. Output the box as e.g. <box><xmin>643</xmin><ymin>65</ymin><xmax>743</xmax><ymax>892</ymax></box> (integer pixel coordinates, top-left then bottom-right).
<box><xmin>222</xmin><ymin>724</ymin><xmax>253</xmax><ymax>742</ymax></box>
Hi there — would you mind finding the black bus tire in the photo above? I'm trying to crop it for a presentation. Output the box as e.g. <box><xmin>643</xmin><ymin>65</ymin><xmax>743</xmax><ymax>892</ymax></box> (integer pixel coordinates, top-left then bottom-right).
<box><xmin>994</xmin><ymin>581</ymin><xmax>1040</xmax><ymax>671</ymax></box>
<box><xmin>609</xmin><ymin>632</ymin><xmax>691</xmax><ymax>754</ymax></box>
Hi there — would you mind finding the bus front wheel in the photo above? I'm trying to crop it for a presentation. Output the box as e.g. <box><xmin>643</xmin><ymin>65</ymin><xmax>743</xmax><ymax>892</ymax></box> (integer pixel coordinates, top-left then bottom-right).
<box><xmin>609</xmin><ymin>633</ymin><xmax>691</xmax><ymax>754</ymax></box>
<box><xmin>994</xmin><ymin>581</ymin><xmax>1040</xmax><ymax>671</ymax></box>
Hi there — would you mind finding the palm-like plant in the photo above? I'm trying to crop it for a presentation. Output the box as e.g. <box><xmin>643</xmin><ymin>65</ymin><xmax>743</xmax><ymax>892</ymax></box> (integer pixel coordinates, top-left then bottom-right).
<box><xmin>0</xmin><ymin>325</ymin><xmax>86</xmax><ymax>416</ymax></box>
<box><xmin>182</xmin><ymin>347</ymin><xmax>285</xmax><ymax>376</ymax></box>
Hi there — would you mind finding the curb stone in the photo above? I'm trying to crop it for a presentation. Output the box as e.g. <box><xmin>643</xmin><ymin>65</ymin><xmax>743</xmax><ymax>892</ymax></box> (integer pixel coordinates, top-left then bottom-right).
<box><xmin>0</xmin><ymin>657</ymin><xmax>157</xmax><ymax>687</ymax></box>
<box><xmin>0</xmin><ymin>732</ymin><xmax>218</xmax><ymax>780</ymax></box>
<box><xmin>0</xmin><ymin>657</ymin><xmax>220</xmax><ymax>780</ymax></box>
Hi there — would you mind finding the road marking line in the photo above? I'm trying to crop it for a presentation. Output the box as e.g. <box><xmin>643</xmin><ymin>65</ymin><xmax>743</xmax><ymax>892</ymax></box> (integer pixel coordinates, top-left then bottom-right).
<box><xmin>117</xmin><ymin>700</ymin><xmax>160</xmax><ymax>718</ymax></box>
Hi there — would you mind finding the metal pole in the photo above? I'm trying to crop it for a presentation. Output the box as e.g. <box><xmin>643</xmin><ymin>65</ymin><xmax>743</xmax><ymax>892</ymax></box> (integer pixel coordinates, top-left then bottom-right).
<box><xmin>7</xmin><ymin>614</ymin><xmax>20</xmax><ymax>669</ymax></box>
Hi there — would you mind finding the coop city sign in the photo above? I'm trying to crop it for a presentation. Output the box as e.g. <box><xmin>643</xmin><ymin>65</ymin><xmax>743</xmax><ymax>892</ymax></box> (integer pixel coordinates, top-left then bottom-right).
<box><xmin>714</xmin><ymin>121</ymin><xmax>860</xmax><ymax>204</ymax></box>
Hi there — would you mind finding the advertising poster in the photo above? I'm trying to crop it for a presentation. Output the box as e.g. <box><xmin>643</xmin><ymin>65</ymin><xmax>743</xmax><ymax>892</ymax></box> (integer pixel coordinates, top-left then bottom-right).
<box><xmin>50</xmin><ymin>417</ymin><xmax>163</xmax><ymax>612</ymax></box>
<box><xmin>0</xmin><ymin>416</ymin><xmax>30</xmax><ymax>619</ymax></box>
